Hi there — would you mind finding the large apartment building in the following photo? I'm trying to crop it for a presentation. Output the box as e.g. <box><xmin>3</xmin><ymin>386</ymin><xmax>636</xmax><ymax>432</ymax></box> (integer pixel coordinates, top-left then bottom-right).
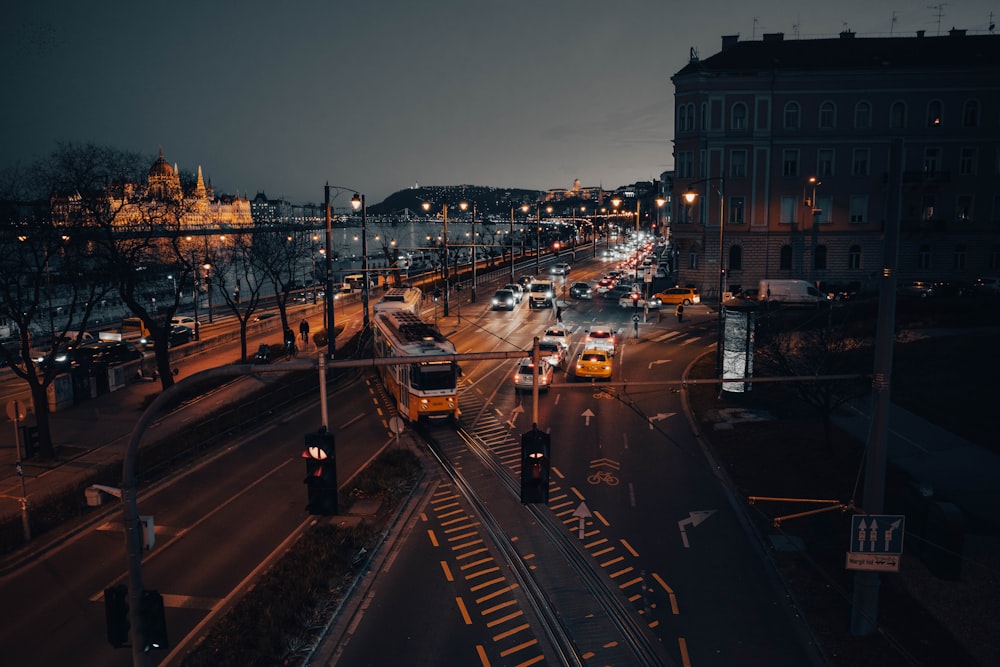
<box><xmin>669</xmin><ymin>29</ymin><xmax>1000</xmax><ymax>298</ymax></box>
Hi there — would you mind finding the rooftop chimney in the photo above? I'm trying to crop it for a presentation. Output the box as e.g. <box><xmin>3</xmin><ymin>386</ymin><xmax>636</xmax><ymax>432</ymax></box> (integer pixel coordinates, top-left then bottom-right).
<box><xmin>721</xmin><ymin>34</ymin><xmax>739</xmax><ymax>50</ymax></box>
<box><xmin>762</xmin><ymin>32</ymin><xmax>785</xmax><ymax>42</ymax></box>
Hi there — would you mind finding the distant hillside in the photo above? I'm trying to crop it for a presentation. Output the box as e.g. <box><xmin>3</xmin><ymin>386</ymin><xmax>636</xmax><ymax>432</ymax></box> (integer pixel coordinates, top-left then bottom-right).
<box><xmin>369</xmin><ymin>185</ymin><xmax>544</xmax><ymax>217</ymax></box>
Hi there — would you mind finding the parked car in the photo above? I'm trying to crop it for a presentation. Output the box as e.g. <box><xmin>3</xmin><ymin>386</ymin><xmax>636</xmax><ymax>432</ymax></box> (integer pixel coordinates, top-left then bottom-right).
<box><xmin>491</xmin><ymin>289</ymin><xmax>516</xmax><ymax>311</ymax></box>
<box><xmin>503</xmin><ymin>283</ymin><xmax>524</xmax><ymax>303</ymax></box>
<box><xmin>584</xmin><ymin>326</ymin><xmax>616</xmax><ymax>356</ymax></box>
<box><xmin>569</xmin><ymin>282</ymin><xmax>593</xmax><ymax>299</ymax></box>
<box><xmin>574</xmin><ymin>348</ymin><xmax>613</xmax><ymax>380</ymax></box>
<box><xmin>513</xmin><ymin>357</ymin><xmax>554</xmax><ymax>391</ymax></box>
<box><xmin>171</xmin><ymin>315</ymin><xmax>198</xmax><ymax>327</ymax></box>
<box><xmin>897</xmin><ymin>281</ymin><xmax>934</xmax><ymax>298</ymax></box>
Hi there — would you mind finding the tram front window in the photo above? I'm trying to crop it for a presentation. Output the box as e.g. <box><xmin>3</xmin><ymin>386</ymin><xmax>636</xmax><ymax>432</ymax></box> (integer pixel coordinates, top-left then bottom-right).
<box><xmin>411</xmin><ymin>363</ymin><xmax>456</xmax><ymax>391</ymax></box>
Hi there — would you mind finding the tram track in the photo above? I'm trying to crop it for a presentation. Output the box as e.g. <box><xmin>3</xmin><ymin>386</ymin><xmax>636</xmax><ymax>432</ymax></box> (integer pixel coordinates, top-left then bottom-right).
<box><xmin>417</xmin><ymin>409</ymin><xmax>675</xmax><ymax>666</ymax></box>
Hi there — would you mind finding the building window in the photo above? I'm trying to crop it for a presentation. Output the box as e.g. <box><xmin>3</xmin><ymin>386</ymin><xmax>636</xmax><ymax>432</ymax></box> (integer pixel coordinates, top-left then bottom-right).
<box><xmin>779</xmin><ymin>245</ymin><xmax>793</xmax><ymax>270</ymax></box>
<box><xmin>918</xmin><ymin>244</ymin><xmax>932</xmax><ymax>270</ymax></box>
<box><xmin>782</xmin><ymin>149</ymin><xmax>799</xmax><ymax>177</ymax></box>
<box><xmin>731</xmin><ymin>102</ymin><xmax>748</xmax><ymax>130</ymax></box>
<box><xmin>848</xmin><ymin>244</ymin><xmax>862</xmax><ymax>269</ymax></box>
<box><xmin>852</xmin><ymin>148</ymin><xmax>870</xmax><ymax>176</ymax></box>
<box><xmin>730</xmin><ymin>150</ymin><xmax>747</xmax><ymax>178</ymax></box>
<box><xmin>957</xmin><ymin>195</ymin><xmax>973</xmax><ymax>223</ymax></box>
<box><xmin>780</xmin><ymin>196</ymin><xmax>797</xmax><ymax>225</ymax></box>
<box><xmin>959</xmin><ymin>147</ymin><xmax>977</xmax><ymax>176</ymax></box>
<box><xmin>953</xmin><ymin>244</ymin><xmax>966</xmax><ymax>270</ymax></box>
<box><xmin>962</xmin><ymin>100</ymin><xmax>980</xmax><ymax>127</ymax></box>
<box><xmin>729</xmin><ymin>245</ymin><xmax>742</xmax><ymax>270</ymax></box>
<box><xmin>927</xmin><ymin>100</ymin><xmax>943</xmax><ymax>126</ymax></box>
<box><xmin>890</xmin><ymin>101</ymin><xmax>907</xmax><ymax>129</ymax></box>
<box><xmin>850</xmin><ymin>195</ymin><xmax>868</xmax><ymax>223</ymax></box>
<box><xmin>814</xmin><ymin>196</ymin><xmax>833</xmax><ymax>224</ymax></box>
<box><xmin>783</xmin><ymin>101</ymin><xmax>800</xmax><ymax>129</ymax></box>
<box><xmin>677</xmin><ymin>151</ymin><xmax>693</xmax><ymax>178</ymax></box>
<box><xmin>814</xmin><ymin>245</ymin><xmax>827</xmax><ymax>270</ymax></box>
<box><xmin>688</xmin><ymin>250</ymin><xmax>699</xmax><ymax>270</ymax></box>
<box><xmin>728</xmin><ymin>196</ymin><xmax>745</xmax><ymax>224</ymax></box>
<box><xmin>923</xmin><ymin>148</ymin><xmax>940</xmax><ymax>175</ymax></box>
<box><xmin>818</xmin><ymin>101</ymin><xmax>836</xmax><ymax>129</ymax></box>
<box><xmin>677</xmin><ymin>105</ymin><xmax>688</xmax><ymax>133</ymax></box>
<box><xmin>700</xmin><ymin>103</ymin><xmax>707</xmax><ymax>131</ymax></box>
<box><xmin>854</xmin><ymin>101</ymin><xmax>872</xmax><ymax>129</ymax></box>
<box><xmin>922</xmin><ymin>195</ymin><xmax>936</xmax><ymax>221</ymax></box>
<box><xmin>817</xmin><ymin>148</ymin><xmax>835</xmax><ymax>177</ymax></box>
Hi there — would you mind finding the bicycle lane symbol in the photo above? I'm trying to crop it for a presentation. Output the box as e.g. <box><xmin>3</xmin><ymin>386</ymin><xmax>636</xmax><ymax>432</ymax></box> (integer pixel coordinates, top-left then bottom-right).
<box><xmin>587</xmin><ymin>457</ymin><xmax>621</xmax><ymax>486</ymax></box>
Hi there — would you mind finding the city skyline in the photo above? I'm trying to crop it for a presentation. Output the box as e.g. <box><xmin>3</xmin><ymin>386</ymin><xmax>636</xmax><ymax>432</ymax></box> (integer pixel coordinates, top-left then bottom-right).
<box><xmin>3</xmin><ymin>1</ymin><xmax>996</xmax><ymax>206</ymax></box>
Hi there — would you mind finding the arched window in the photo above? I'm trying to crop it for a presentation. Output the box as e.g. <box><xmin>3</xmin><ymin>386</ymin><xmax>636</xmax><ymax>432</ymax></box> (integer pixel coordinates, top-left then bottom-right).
<box><xmin>783</xmin><ymin>102</ymin><xmax>800</xmax><ymax>129</ymax></box>
<box><xmin>848</xmin><ymin>245</ymin><xmax>862</xmax><ymax>269</ymax></box>
<box><xmin>927</xmin><ymin>100</ymin><xmax>943</xmax><ymax>126</ymax></box>
<box><xmin>814</xmin><ymin>244</ymin><xmax>827</xmax><ymax>270</ymax></box>
<box><xmin>779</xmin><ymin>245</ymin><xmax>793</xmax><ymax>270</ymax></box>
<box><xmin>962</xmin><ymin>100</ymin><xmax>979</xmax><ymax>127</ymax></box>
<box><xmin>819</xmin><ymin>101</ymin><xmax>836</xmax><ymax>129</ymax></box>
<box><xmin>890</xmin><ymin>101</ymin><xmax>907</xmax><ymax>129</ymax></box>
<box><xmin>854</xmin><ymin>101</ymin><xmax>872</xmax><ymax>129</ymax></box>
<box><xmin>728</xmin><ymin>245</ymin><xmax>743</xmax><ymax>270</ymax></box>
<box><xmin>677</xmin><ymin>105</ymin><xmax>688</xmax><ymax>133</ymax></box>
<box><xmin>731</xmin><ymin>102</ymin><xmax>748</xmax><ymax>130</ymax></box>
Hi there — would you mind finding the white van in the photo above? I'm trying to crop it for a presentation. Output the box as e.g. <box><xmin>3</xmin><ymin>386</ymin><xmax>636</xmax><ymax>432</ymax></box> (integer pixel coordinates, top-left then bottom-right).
<box><xmin>758</xmin><ymin>279</ymin><xmax>831</xmax><ymax>305</ymax></box>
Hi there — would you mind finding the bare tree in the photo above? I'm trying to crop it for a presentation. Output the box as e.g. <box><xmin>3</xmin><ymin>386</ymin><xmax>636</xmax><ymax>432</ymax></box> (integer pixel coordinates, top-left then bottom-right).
<box><xmin>250</xmin><ymin>227</ymin><xmax>310</xmax><ymax>335</ymax></box>
<box><xmin>207</xmin><ymin>230</ymin><xmax>264</xmax><ymax>360</ymax></box>
<box><xmin>0</xmin><ymin>157</ymin><xmax>114</xmax><ymax>458</ymax></box>
<box><xmin>754</xmin><ymin>306</ymin><xmax>871</xmax><ymax>449</ymax></box>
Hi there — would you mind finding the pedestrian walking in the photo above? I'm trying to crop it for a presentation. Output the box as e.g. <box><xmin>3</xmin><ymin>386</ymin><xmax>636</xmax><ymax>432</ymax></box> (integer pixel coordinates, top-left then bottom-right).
<box><xmin>299</xmin><ymin>319</ymin><xmax>310</xmax><ymax>344</ymax></box>
<box><xmin>555</xmin><ymin>304</ymin><xmax>563</xmax><ymax>322</ymax></box>
<box><xmin>675</xmin><ymin>304</ymin><xmax>685</xmax><ymax>322</ymax></box>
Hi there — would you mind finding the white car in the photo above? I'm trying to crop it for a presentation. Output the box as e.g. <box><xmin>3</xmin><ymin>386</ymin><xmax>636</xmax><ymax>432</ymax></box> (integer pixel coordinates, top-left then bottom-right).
<box><xmin>171</xmin><ymin>316</ymin><xmax>198</xmax><ymax>327</ymax></box>
<box><xmin>584</xmin><ymin>326</ymin><xmax>616</xmax><ymax>356</ymax></box>
<box><xmin>537</xmin><ymin>340</ymin><xmax>565</xmax><ymax>369</ymax></box>
<box><xmin>550</xmin><ymin>262</ymin><xmax>572</xmax><ymax>276</ymax></box>
<box><xmin>541</xmin><ymin>326</ymin><xmax>570</xmax><ymax>350</ymax></box>
<box><xmin>513</xmin><ymin>358</ymin><xmax>554</xmax><ymax>391</ymax></box>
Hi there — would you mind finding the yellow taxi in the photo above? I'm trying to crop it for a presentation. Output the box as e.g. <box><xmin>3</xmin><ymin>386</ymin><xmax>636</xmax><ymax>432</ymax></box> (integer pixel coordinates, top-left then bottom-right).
<box><xmin>653</xmin><ymin>286</ymin><xmax>701</xmax><ymax>306</ymax></box>
<box><xmin>574</xmin><ymin>348</ymin><xmax>613</xmax><ymax>380</ymax></box>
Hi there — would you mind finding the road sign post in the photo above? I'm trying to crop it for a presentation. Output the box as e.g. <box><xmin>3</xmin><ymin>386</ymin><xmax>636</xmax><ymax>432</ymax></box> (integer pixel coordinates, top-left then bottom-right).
<box><xmin>846</xmin><ymin>514</ymin><xmax>905</xmax><ymax>572</ymax></box>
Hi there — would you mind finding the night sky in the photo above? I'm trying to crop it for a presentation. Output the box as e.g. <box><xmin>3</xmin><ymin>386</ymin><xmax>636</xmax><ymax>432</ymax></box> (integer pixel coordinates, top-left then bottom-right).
<box><xmin>3</xmin><ymin>1</ymin><xmax>995</xmax><ymax>205</ymax></box>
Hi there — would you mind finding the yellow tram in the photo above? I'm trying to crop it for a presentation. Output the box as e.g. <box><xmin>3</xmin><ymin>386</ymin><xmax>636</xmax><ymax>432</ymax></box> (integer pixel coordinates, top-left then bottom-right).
<box><xmin>371</xmin><ymin>296</ymin><xmax>459</xmax><ymax>422</ymax></box>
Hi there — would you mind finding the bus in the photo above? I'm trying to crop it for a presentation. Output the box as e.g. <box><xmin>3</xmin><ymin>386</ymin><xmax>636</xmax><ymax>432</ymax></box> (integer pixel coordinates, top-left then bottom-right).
<box><xmin>371</xmin><ymin>308</ymin><xmax>459</xmax><ymax>422</ymax></box>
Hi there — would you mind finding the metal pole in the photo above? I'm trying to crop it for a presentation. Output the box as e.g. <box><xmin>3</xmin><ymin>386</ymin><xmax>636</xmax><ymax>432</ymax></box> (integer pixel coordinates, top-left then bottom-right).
<box><xmin>191</xmin><ymin>253</ymin><xmax>200</xmax><ymax>340</ymax></box>
<box><xmin>443</xmin><ymin>204</ymin><xmax>450</xmax><ymax>317</ymax></box>
<box><xmin>360</xmin><ymin>194</ymin><xmax>370</xmax><ymax>331</ymax></box>
<box><xmin>716</xmin><ymin>181</ymin><xmax>725</xmax><ymax>381</ymax></box>
<box><xmin>470</xmin><ymin>203</ymin><xmax>477</xmax><ymax>303</ymax></box>
<box><xmin>535</xmin><ymin>204</ymin><xmax>541</xmax><ymax>276</ymax></box>
<box><xmin>324</xmin><ymin>184</ymin><xmax>336</xmax><ymax>359</ymax></box>
<box><xmin>509</xmin><ymin>206</ymin><xmax>515</xmax><ymax>284</ymax></box>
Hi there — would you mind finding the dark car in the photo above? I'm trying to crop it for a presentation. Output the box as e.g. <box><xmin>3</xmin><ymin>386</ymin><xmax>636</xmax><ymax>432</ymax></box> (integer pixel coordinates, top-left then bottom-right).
<box><xmin>139</xmin><ymin>325</ymin><xmax>194</xmax><ymax>348</ymax></box>
<box><xmin>491</xmin><ymin>289</ymin><xmax>516</xmax><ymax>311</ymax></box>
<box><xmin>71</xmin><ymin>340</ymin><xmax>143</xmax><ymax>369</ymax></box>
<box><xmin>603</xmin><ymin>285</ymin><xmax>633</xmax><ymax>301</ymax></box>
<box><xmin>569</xmin><ymin>282</ymin><xmax>593</xmax><ymax>299</ymax></box>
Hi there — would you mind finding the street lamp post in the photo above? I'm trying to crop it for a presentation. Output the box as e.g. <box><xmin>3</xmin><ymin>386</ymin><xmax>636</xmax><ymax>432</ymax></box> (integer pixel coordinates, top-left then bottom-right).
<box><xmin>351</xmin><ymin>192</ymin><xmax>370</xmax><ymax>331</ymax></box>
<box><xmin>460</xmin><ymin>201</ymin><xmax>478</xmax><ymax>302</ymax></box>
<box><xmin>509</xmin><ymin>205</ymin><xmax>518</xmax><ymax>284</ymax></box>
<box><xmin>683</xmin><ymin>177</ymin><xmax>726</xmax><ymax>381</ymax></box>
<box><xmin>422</xmin><ymin>201</ymin><xmax>450</xmax><ymax>316</ymax></box>
<box><xmin>323</xmin><ymin>184</ymin><xmax>337</xmax><ymax>358</ymax></box>
<box><xmin>202</xmin><ymin>262</ymin><xmax>213</xmax><ymax>323</ymax></box>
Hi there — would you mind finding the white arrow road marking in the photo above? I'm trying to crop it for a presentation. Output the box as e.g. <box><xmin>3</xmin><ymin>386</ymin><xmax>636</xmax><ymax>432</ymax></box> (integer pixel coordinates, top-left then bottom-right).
<box><xmin>678</xmin><ymin>510</ymin><xmax>717</xmax><ymax>548</ymax></box>
<box><xmin>647</xmin><ymin>359</ymin><xmax>672</xmax><ymax>369</ymax></box>
<box><xmin>581</xmin><ymin>408</ymin><xmax>595</xmax><ymax>426</ymax></box>
<box><xmin>572</xmin><ymin>502</ymin><xmax>593</xmax><ymax>539</ymax></box>
<box><xmin>647</xmin><ymin>412</ymin><xmax>676</xmax><ymax>429</ymax></box>
<box><xmin>506</xmin><ymin>404</ymin><xmax>524</xmax><ymax>427</ymax></box>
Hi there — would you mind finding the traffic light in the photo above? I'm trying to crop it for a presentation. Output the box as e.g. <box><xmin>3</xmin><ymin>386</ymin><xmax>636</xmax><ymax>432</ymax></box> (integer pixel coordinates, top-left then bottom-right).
<box><xmin>303</xmin><ymin>427</ymin><xmax>337</xmax><ymax>515</ymax></box>
<box><xmin>104</xmin><ymin>584</ymin><xmax>129</xmax><ymax>648</ymax></box>
<box><xmin>520</xmin><ymin>427</ymin><xmax>551</xmax><ymax>504</ymax></box>
<box><xmin>139</xmin><ymin>589</ymin><xmax>169</xmax><ymax>651</ymax></box>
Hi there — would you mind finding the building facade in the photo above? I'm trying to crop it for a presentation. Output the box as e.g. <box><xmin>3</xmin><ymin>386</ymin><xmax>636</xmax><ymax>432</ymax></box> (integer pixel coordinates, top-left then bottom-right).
<box><xmin>669</xmin><ymin>30</ymin><xmax>1000</xmax><ymax>299</ymax></box>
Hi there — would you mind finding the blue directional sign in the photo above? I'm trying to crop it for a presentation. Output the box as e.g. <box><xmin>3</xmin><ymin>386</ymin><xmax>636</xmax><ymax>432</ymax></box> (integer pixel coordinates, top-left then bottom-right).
<box><xmin>850</xmin><ymin>514</ymin><xmax>905</xmax><ymax>555</ymax></box>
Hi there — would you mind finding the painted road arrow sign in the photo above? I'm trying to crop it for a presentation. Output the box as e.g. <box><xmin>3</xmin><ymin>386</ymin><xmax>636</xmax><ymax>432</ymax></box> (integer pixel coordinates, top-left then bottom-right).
<box><xmin>572</xmin><ymin>502</ymin><xmax>593</xmax><ymax>539</ymax></box>
<box><xmin>678</xmin><ymin>510</ymin><xmax>716</xmax><ymax>548</ymax></box>
<box><xmin>647</xmin><ymin>359</ymin><xmax>671</xmax><ymax>369</ymax></box>
<box><xmin>581</xmin><ymin>408</ymin><xmax>595</xmax><ymax>426</ymax></box>
<box><xmin>648</xmin><ymin>412</ymin><xmax>675</xmax><ymax>429</ymax></box>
